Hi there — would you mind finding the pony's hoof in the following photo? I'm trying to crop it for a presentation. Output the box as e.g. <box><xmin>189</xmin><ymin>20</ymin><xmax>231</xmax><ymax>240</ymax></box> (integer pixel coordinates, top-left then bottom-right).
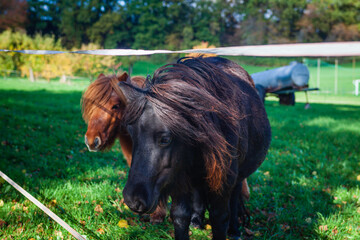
<box><xmin>190</xmin><ymin>216</ymin><xmax>203</xmax><ymax>229</ymax></box>
<box><xmin>227</xmin><ymin>234</ymin><xmax>242</xmax><ymax>240</ymax></box>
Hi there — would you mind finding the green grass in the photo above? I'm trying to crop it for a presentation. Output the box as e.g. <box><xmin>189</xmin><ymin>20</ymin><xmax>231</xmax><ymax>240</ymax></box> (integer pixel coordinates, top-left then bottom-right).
<box><xmin>0</xmin><ymin>77</ymin><xmax>360</xmax><ymax>239</ymax></box>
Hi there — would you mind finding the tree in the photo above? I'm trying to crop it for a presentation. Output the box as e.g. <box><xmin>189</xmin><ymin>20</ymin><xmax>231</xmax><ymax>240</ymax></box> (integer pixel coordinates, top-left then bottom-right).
<box><xmin>0</xmin><ymin>0</ymin><xmax>28</xmax><ymax>31</ymax></box>
<box><xmin>72</xmin><ymin>43</ymin><xmax>116</xmax><ymax>81</ymax></box>
<box><xmin>87</xmin><ymin>11</ymin><xmax>130</xmax><ymax>49</ymax></box>
<box><xmin>26</xmin><ymin>0</ymin><xmax>60</xmax><ymax>38</ymax></box>
<box><xmin>297</xmin><ymin>0</ymin><xmax>360</xmax><ymax>42</ymax></box>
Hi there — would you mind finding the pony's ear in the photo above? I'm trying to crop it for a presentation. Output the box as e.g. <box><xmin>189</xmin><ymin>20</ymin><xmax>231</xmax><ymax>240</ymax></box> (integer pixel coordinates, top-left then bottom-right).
<box><xmin>118</xmin><ymin>82</ymin><xmax>141</xmax><ymax>105</ymax></box>
<box><xmin>97</xmin><ymin>73</ymin><xmax>105</xmax><ymax>79</ymax></box>
<box><xmin>117</xmin><ymin>72</ymin><xmax>129</xmax><ymax>82</ymax></box>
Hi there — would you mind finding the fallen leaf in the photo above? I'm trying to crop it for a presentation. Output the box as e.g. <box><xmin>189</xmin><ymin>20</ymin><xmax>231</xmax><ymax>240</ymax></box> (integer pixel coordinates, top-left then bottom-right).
<box><xmin>94</xmin><ymin>204</ymin><xmax>103</xmax><ymax>213</ymax></box>
<box><xmin>16</xmin><ymin>227</ymin><xmax>24</xmax><ymax>234</ymax></box>
<box><xmin>97</xmin><ymin>228</ymin><xmax>105</xmax><ymax>234</ymax></box>
<box><xmin>332</xmin><ymin>226</ymin><xmax>338</xmax><ymax>235</ymax></box>
<box><xmin>205</xmin><ymin>224</ymin><xmax>212</xmax><ymax>230</ymax></box>
<box><xmin>115</xmin><ymin>188</ymin><xmax>121</xmax><ymax>193</ymax></box>
<box><xmin>50</xmin><ymin>199</ymin><xmax>57</xmax><ymax>206</ymax></box>
<box><xmin>0</xmin><ymin>200</ymin><xmax>4</xmax><ymax>207</ymax></box>
<box><xmin>0</xmin><ymin>219</ymin><xmax>6</xmax><ymax>227</ymax></box>
<box><xmin>319</xmin><ymin>225</ymin><xmax>328</xmax><ymax>231</ymax></box>
<box><xmin>280</xmin><ymin>224</ymin><xmax>290</xmax><ymax>231</ymax></box>
<box><xmin>357</xmin><ymin>175</ymin><xmax>360</xmax><ymax>181</ymax></box>
<box><xmin>118</xmin><ymin>219</ymin><xmax>129</xmax><ymax>228</ymax></box>
<box><xmin>54</xmin><ymin>230</ymin><xmax>63</xmax><ymax>238</ymax></box>
<box><xmin>245</xmin><ymin>227</ymin><xmax>254</xmax><ymax>235</ymax></box>
<box><xmin>36</xmin><ymin>223</ymin><xmax>44</xmax><ymax>233</ymax></box>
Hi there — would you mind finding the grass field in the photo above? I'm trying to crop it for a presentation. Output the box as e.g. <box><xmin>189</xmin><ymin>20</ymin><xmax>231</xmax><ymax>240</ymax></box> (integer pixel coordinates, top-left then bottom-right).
<box><xmin>0</xmin><ymin>77</ymin><xmax>360</xmax><ymax>240</ymax></box>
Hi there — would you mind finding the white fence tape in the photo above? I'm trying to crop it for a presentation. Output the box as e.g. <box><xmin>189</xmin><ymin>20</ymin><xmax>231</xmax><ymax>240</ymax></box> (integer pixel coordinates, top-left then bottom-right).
<box><xmin>0</xmin><ymin>171</ymin><xmax>86</xmax><ymax>240</ymax></box>
<box><xmin>1</xmin><ymin>41</ymin><xmax>360</xmax><ymax>57</ymax></box>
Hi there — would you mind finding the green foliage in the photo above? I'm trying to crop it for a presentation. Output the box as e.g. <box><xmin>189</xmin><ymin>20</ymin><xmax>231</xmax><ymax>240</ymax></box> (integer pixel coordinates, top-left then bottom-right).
<box><xmin>0</xmin><ymin>78</ymin><xmax>359</xmax><ymax>239</ymax></box>
<box><xmin>3</xmin><ymin>0</ymin><xmax>360</xmax><ymax>51</ymax></box>
<box><xmin>297</xmin><ymin>0</ymin><xmax>360</xmax><ymax>42</ymax></box>
<box><xmin>0</xmin><ymin>31</ymin><xmax>121</xmax><ymax>81</ymax></box>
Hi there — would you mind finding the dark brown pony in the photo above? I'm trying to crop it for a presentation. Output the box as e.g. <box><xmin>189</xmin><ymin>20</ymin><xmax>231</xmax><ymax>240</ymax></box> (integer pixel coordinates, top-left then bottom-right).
<box><xmin>120</xmin><ymin>57</ymin><xmax>271</xmax><ymax>239</ymax></box>
<box><xmin>81</xmin><ymin>67</ymin><xmax>251</xmax><ymax>226</ymax></box>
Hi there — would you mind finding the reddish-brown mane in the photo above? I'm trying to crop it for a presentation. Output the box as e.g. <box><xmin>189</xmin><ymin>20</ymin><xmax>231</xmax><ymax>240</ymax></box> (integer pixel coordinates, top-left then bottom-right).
<box><xmin>81</xmin><ymin>73</ymin><xmax>145</xmax><ymax>165</ymax></box>
<box><xmin>81</xmin><ymin>74</ymin><xmax>145</xmax><ymax>123</ymax></box>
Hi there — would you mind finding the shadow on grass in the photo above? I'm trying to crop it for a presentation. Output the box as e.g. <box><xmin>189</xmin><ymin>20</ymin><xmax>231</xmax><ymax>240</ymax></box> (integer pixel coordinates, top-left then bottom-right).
<box><xmin>1</xmin><ymin>89</ymin><xmax>359</xmax><ymax>239</ymax></box>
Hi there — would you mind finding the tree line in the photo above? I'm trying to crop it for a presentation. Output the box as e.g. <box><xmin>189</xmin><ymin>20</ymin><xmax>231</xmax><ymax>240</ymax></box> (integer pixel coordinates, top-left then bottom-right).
<box><xmin>1</xmin><ymin>0</ymin><xmax>360</xmax><ymax>50</ymax></box>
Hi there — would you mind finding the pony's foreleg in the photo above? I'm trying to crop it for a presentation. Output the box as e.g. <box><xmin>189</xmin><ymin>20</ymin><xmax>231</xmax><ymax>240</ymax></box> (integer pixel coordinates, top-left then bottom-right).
<box><xmin>208</xmin><ymin>192</ymin><xmax>231</xmax><ymax>240</ymax></box>
<box><xmin>228</xmin><ymin>182</ymin><xmax>243</xmax><ymax>239</ymax></box>
<box><xmin>190</xmin><ymin>188</ymin><xmax>206</xmax><ymax>229</ymax></box>
<box><xmin>170</xmin><ymin>193</ymin><xmax>192</xmax><ymax>240</ymax></box>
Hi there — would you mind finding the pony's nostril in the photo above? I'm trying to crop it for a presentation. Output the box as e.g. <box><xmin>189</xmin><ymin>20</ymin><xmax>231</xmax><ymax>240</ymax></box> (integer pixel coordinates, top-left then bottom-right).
<box><xmin>94</xmin><ymin>137</ymin><xmax>101</xmax><ymax>148</ymax></box>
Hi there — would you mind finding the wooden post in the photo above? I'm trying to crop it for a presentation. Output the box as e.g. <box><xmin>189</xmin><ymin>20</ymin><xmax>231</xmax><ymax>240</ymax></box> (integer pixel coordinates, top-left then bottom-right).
<box><xmin>317</xmin><ymin>58</ymin><xmax>321</xmax><ymax>93</ymax></box>
<box><xmin>353</xmin><ymin>57</ymin><xmax>356</xmax><ymax>81</ymax></box>
<box><xmin>29</xmin><ymin>68</ymin><xmax>35</xmax><ymax>82</ymax></box>
<box><xmin>334</xmin><ymin>59</ymin><xmax>338</xmax><ymax>94</ymax></box>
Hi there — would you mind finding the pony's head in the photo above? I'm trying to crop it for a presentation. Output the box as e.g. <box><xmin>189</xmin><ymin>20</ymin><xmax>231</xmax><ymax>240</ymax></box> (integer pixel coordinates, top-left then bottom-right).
<box><xmin>120</xmin><ymin>58</ymin><xmax>242</xmax><ymax>214</ymax></box>
<box><xmin>81</xmin><ymin>73</ymin><xmax>130</xmax><ymax>152</ymax></box>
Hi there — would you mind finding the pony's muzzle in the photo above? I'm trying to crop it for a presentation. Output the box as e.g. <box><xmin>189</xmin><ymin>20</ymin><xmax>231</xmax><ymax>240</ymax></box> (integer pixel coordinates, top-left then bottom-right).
<box><xmin>85</xmin><ymin>135</ymin><xmax>101</xmax><ymax>151</ymax></box>
<box><xmin>123</xmin><ymin>183</ymin><xmax>152</xmax><ymax>214</ymax></box>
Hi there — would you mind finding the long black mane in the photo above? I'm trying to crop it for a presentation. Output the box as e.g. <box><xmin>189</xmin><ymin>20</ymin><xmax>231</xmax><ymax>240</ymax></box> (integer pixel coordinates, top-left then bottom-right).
<box><xmin>122</xmin><ymin>57</ymin><xmax>250</xmax><ymax>191</ymax></box>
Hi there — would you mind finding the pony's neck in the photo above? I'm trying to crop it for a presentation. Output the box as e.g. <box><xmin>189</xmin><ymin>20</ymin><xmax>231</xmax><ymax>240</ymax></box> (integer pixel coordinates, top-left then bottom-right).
<box><xmin>118</xmin><ymin>127</ymin><xmax>133</xmax><ymax>166</ymax></box>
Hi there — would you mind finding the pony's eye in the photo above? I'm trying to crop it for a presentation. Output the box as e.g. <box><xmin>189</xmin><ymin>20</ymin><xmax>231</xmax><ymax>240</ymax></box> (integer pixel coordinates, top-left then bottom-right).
<box><xmin>112</xmin><ymin>104</ymin><xmax>121</xmax><ymax>110</ymax></box>
<box><xmin>159</xmin><ymin>135</ymin><xmax>172</xmax><ymax>147</ymax></box>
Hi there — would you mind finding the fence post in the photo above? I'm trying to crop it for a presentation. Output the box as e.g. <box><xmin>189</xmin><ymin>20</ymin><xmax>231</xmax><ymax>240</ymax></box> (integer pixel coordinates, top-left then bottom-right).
<box><xmin>334</xmin><ymin>59</ymin><xmax>338</xmax><ymax>94</ymax></box>
<box><xmin>29</xmin><ymin>68</ymin><xmax>35</xmax><ymax>82</ymax></box>
<box><xmin>317</xmin><ymin>58</ymin><xmax>321</xmax><ymax>94</ymax></box>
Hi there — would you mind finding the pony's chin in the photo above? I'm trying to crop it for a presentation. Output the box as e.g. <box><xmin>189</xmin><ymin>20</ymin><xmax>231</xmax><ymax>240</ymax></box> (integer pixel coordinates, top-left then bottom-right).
<box><xmin>88</xmin><ymin>148</ymin><xmax>99</xmax><ymax>152</ymax></box>
<box><xmin>145</xmin><ymin>199</ymin><xmax>159</xmax><ymax>214</ymax></box>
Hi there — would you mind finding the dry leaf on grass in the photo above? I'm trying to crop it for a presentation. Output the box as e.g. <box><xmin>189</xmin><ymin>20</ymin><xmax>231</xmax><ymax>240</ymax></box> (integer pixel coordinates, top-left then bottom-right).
<box><xmin>118</xmin><ymin>219</ymin><xmax>129</xmax><ymax>228</ymax></box>
<box><xmin>319</xmin><ymin>225</ymin><xmax>328</xmax><ymax>231</ymax></box>
<box><xmin>94</xmin><ymin>204</ymin><xmax>103</xmax><ymax>213</ymax></box>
